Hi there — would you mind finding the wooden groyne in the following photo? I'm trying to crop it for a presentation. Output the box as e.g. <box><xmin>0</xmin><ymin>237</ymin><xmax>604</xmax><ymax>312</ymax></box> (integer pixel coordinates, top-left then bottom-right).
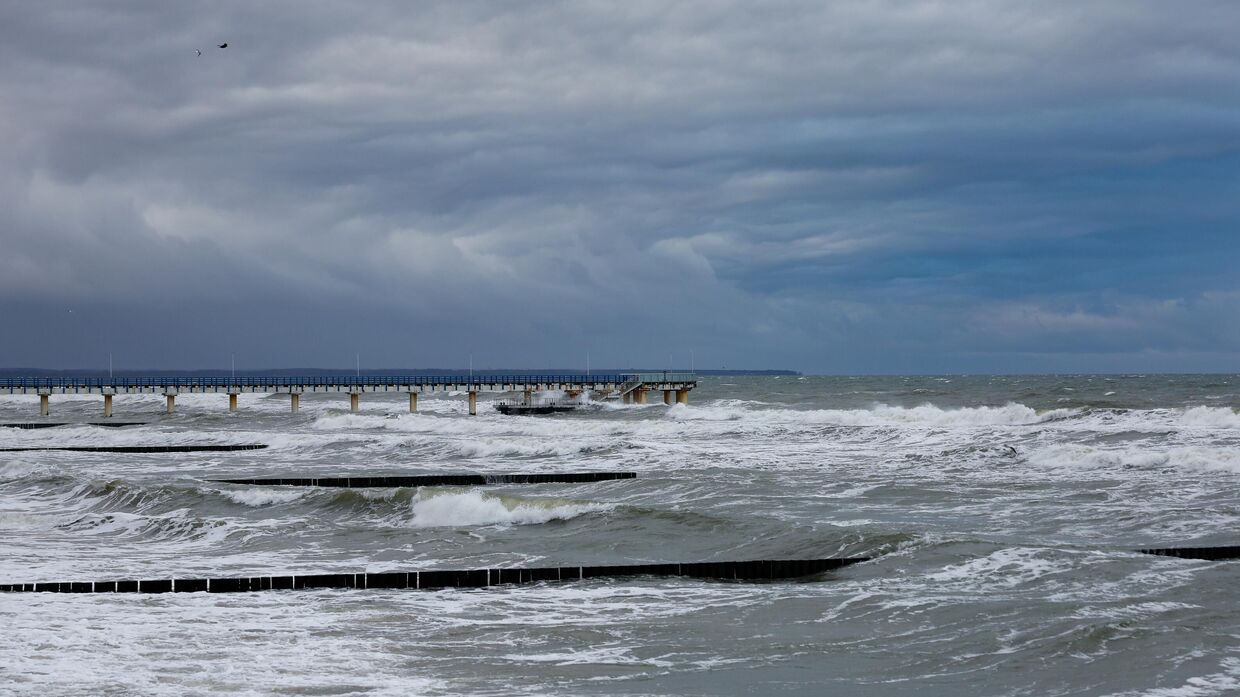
<box><xmin>0</xmin><ymin>558</ymin><xmax>869</xmax><ymax>594</ymax></box>
<box><xmin>1139</xmin><ymin>545</ymin><xmax>1240</xmax><ymax>560</ymax></box>
<box><xmin>0</xmin><ymin>444</ymin><xmax>267</xmax><ymax>453</ymax></box>
<box><xmin>212</xmin><ymin>472</ymin><xmax>636</xmax><ymax>487</ymax></box>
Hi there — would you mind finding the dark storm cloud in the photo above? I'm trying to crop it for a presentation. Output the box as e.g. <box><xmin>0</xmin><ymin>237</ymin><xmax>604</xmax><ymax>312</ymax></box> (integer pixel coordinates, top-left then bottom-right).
<box><xmin>2</xmin><ymin>1</ymin><xmax>1239</xmax><ymax>372</ymax></box>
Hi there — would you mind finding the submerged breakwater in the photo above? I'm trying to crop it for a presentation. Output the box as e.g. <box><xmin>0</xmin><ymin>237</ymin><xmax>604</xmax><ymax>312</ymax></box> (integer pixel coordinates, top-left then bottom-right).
<box><xmin>2</xmin><ymin>375</ymin><xmax>1240</xmax><ymax>695</ymax></box>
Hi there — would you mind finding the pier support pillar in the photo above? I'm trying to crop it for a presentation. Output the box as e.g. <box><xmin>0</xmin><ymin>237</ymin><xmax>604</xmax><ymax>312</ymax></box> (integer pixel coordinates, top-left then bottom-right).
<box><xmin>349</xmin><ymin>393</ymin><xmax>360</xmax><ymax>413</ymax></box>
<box><xmin>409</xmin><ymin>392</ymin><xmax>418</xmax><ymax>413</ymax></box>
<box><xmin>39</xmin><ymin>393</ymin><xmax>49</xmax><ymax>416</ymax></box>
<box><xmin>228</xmin><ymin>393</ymin><xmax>238</xmax><ymax>412</ymax></box>
<box><xmin>676</xmin><ymin>389</ymin><xmax>689</xmax><ymax>405</ymax></box>
<box><xmin>523</xmin><ymin>389</ymin><xmax>533</xmax><ymax>405</ymax></box>
<box><xmin>664</xmin><ymin>390</ymin><xmax>675</xmax><ymax>406</ymax></box>
<box><xmin>290</xmin><ymin>393</ymin><xmax>300</xmax><ymax>414</ymax></box>
<box><xmin>165</xmin><ymin>394</ymin><xmax>176</xmax><ymax>414</ymax></box>
<box><xmin>622</xmin><ymin>392</ymin><xmax>633</xmax><ymax>404</ymax></box>
<box><xmin>634</xmin><ymin>388</ymin><xmax>648</xmax><ymax>404</ymax></box>
<box><xmin>468</xmin><ymin>391</ymin><xmax>477</xmax><ymax>416</ymax></box>
<box><xmin>103</xmin><ymin>394</ymin><xmax>113</xmax><ymax>418</ymax></box>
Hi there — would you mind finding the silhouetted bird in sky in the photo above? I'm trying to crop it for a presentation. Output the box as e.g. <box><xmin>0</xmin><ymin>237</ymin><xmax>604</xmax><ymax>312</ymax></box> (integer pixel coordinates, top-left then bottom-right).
<box><xmin>195</xmin><ymin>49</ymin><xmax>201</xmax><ymax>56</ymax></box>
<box><xmin>218</xmin><ymin>43</ymin><xmax>228</xmax><ymax>48</ymax></box>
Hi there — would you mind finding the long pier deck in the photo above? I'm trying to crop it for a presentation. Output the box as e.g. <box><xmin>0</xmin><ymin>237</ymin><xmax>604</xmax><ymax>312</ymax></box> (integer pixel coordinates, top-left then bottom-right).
<box><xmin>0</xmin><ymin>373</ymin><xmax>697</xmax><ymax>416</ymax></box>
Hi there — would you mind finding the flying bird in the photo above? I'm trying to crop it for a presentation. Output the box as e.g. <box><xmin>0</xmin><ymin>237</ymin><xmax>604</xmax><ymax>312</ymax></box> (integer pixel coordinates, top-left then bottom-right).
<box><xmin>196</xmin><ymin>49</ymin><xmax>201</xmax><ymax>56</ymax></box>
<box><xmin>218</xmin><ymin>43</ymin><xmax>228</xmax><ymax>48</ymax></box>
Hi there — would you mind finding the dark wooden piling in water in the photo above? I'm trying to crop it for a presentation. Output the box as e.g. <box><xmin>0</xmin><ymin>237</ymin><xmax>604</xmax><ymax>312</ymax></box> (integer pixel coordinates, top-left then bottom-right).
<box><xmin>211</xmin><ymin>472</ymin><xmax>636</xmax><ymax>487</ymax></box>
<box><xmin>0</xmin><ymin>558</ymin><xmax>870</xmax><ymax>594</ymax></box>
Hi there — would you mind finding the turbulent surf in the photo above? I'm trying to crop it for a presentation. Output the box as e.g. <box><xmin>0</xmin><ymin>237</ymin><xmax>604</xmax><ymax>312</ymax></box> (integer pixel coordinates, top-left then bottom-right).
<box><xmin>2</xmin><ymin>375</ymin><xmax>1239</xmax><ymax>695</ymax></box>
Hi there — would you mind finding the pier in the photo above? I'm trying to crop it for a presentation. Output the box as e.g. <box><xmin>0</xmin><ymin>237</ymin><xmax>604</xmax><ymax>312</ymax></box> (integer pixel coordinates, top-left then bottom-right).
<box><xmin>0</xmin><ymin>372</ymin><xmax>697</xmax><ymax>416</ymax></box>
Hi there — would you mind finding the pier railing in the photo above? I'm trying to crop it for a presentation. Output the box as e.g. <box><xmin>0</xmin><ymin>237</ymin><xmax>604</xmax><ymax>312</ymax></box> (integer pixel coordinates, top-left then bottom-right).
<box><xmin>628</xmin><ymin>372</ymin><xmax>697</xmax><ymax>384</ymax></box>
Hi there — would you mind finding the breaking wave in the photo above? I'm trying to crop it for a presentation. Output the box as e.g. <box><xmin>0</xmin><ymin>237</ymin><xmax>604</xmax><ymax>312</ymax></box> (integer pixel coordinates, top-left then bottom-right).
<box><xmin>407</xmin><ymin>489</ymin><xmax>613</xmax><ymax>528</ymax></box>
<box><xmin>1179</xmin><ymin>406</ymin><xmax>1240</xmax><ymax>429</ymax></box>
<box><xmin>1026</xmin><ymin>444</ymin><xmax>1240</xmax><ymax>474</ymax></box>
<box><xmin>668</xmin><ymin>402</ymin><xmax>1079</xmax><ymax>427</ymax></box>
<box><xmin>220</xmin><ymin>488</ymin><xmax>307</xmax><ymax>507</ymax></box>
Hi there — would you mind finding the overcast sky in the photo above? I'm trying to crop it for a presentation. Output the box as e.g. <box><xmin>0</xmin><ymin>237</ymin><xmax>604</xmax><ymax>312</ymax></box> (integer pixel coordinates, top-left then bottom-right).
<box><xmin>2</xmin><ymin>1</ymin><xmax>1239</xmax><ymax>373</ymax></box>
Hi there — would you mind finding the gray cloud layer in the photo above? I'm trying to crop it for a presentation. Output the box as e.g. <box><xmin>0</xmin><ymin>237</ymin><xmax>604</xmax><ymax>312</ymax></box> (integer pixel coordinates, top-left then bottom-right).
<box><xmin>3</xmin><ymin>1</ymin><xmax>1239</xmax><ymax>372</ymax></box>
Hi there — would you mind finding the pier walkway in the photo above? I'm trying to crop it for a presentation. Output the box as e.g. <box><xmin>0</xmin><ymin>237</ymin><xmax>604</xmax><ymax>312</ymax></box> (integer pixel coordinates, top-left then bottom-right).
<box><xmin>0</xmin><ymin>373</ymin><xmax>697</xmax><ymax>416</ymax></box>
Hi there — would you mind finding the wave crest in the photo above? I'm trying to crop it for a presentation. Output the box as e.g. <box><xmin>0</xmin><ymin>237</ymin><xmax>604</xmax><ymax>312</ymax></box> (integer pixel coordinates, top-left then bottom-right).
<box><xmin>220</xmin><ymin>488</ymin><xmax>306</xmax><ymax>507</ymax></box>
<box><xmin>1180</xmin><ymin>406</ymin><xmax>1240</xmax><ymax>429</ymax></box>
<box><xmin>672</xmin><ymin>402</ymin><xmax>1076</xmax><ymax>427</ymax></box>
<box><xmin>408</xmin><ymin>490</ymin><xmax>612</xmax><ymax>528</ymax></box>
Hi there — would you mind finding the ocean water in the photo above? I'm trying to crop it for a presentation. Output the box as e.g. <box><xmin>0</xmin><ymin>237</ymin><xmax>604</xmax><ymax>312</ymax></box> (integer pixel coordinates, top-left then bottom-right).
<box><xmin>2</xmin><ymin>375</ymin><xmax>1240</xmax><ymax>696</ymax></box>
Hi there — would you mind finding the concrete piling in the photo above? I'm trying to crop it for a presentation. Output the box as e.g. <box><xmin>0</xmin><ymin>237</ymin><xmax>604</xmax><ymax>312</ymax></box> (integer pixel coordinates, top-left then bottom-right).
<box><xmin>468</xmin><ymin>391</ymin><xmax>477</xmax><ymax>416</ymax></box>
<box><xmin>664</xmin><ymin>390</ymin><xmax>675</xmax><ymax>405</ymax></box>
<box><xmin>103</xmin><ymin>394</ymin><xmax>113</xmax><ymax>417</ymax></box>
<box><xmin>676</xmin><ymin>389</ymin><xmax>688</xmax><ymax>405</ymax></box>
<box><xmin>228</xmin><ymin>393</ymin><xmax>238</xmax><ymax>412</ymax></box>
<box><xmin>349</xmin><ymin>393</ymin><xmax>360</xmax><ymax>413</ymax></box>
<box><xmin>409</xmin><ymin>392</ymin><xmax>418</xmax><ymax>413</ymax></box>
<box><xmin>39</xmin><ymin>394</ymin><xmax>49</xmax><ymax>416</ymax></box>
<box><xmin>165</xmin><ymin>394</ymin><xmax>176</xmax><ymax>414</ymax></box>
<box><xmin>290</xmin><ymin>393</ymin><xmax>300</xmax><ymax>413</ymax></box>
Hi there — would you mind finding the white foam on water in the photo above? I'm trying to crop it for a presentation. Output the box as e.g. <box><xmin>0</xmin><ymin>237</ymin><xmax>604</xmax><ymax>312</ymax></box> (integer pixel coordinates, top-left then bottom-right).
<box><xmin>502</xmin><ymin>644</ymin><xmax>673</xmax><ymax>667</ymax></box>
<box><xmin>666</xmin><ymin>402</ymin><xmax>1078</xmax><ymax>427</ymax></box>
<box><xmin>401</xmin><ymin>581</ymin><xmax>765</xmax><ymax>628</ymax></box>
<box><xmin>1070</xmin><ymin>601</ymin><xmax>1198</xmax><ymax>621</ymax></box>
<box><xmin>58</xmin><ymin>507</ymin><xmax>235</xmax><ymax>544</ymax></box>
<box><xmin>1109</xmin><ymin>657</ymin><xmax>1240</xmax><ymax>697</ymax></box>
<box><xmin>407</xmin><ymin>489</ymin><xmax>613</xmax><ymax>528</ymax></box>
<box><xmin>1047</xmin><ymin>406</ymin><xmax>1240</xmax><ymax>434</ymax></box>
<box><xmin>451</xmin><ymin>437</ymin><xmax>607</xmax><ymax>458</ymax></box>
<box><xmin>0</xmin><ymin>594</ymin><xmax>448</xmax><ymax>696</ymax></box>
<box><xmin>0</xmin><ymin>423</ymin><xmax>259</xmax><ymax>449</ymax></box>
<box><xmin>1179</xmin><ymin>406</ymin><xmax>1240</xmax><ymax>429</ymax></box>
<box><xmin>220</xmin><ymin>488</ymin><xmax>306</xmax><ymax>507</ymax></box>
<box><xmin>921</xmin><ymin>547</ymin><xmax>1066</xmax><ymax>590</ymax></box>
<box><xmin>1026</xmin><ymin>444</ymin><xmax>1240</xmax><ymax>475</ymax></box>
<box><xmin>311</xmin><ymin>413</ymin><xmax>406</xmax><ymax>431</ymax></box>
<box><xmin>0</xmin><ymin>510</ymin><xmax>56</xmax><ymax>530</ymax></box>
<box><xmin>0</xmin><ymin>459</ymin><xmax>42</xmax><ymax>481</ymax></box>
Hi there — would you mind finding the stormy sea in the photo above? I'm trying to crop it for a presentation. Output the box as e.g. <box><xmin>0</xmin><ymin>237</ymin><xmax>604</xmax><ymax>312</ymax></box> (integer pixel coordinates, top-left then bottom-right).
<box><xmin>2</xmin><ymin>375</ymin><xmax>1239</xmax><ymax>696</ymax></box>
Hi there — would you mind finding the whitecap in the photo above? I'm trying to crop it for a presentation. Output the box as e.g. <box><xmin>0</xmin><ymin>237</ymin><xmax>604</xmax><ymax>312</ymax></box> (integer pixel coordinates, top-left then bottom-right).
<box><xmin>1179</xmin><ymin>406</ymin><xmax>1240</xmax><ymax>429</ymax></box>
<box><xmin>220</xmin><ymin>488</ymin><xmax>306</xmax><ymax>507</ymax></box>
<box><xmin>408</xmin><ymin>489</ymin><xmax>612</xmax><ymax>528</ymax></box>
